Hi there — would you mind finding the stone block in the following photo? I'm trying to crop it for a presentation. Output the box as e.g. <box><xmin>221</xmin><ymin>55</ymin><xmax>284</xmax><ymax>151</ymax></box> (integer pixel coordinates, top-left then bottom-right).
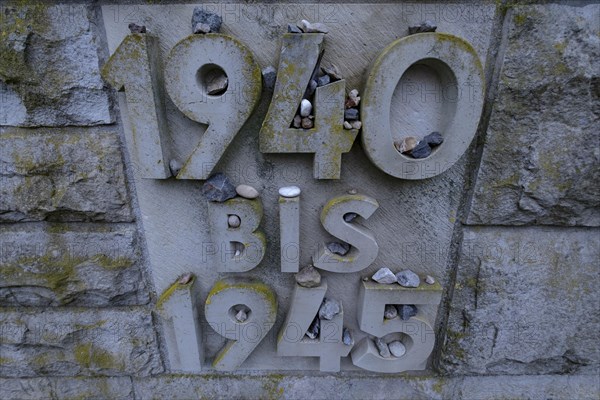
<box><xmin>468</xmin><ymin>4</ymin><xmax>600</xmax><ymax>226</ymax></box>
<box><xmin>0</xmin><ymin>223</ymin><xmax>149</xmax><ymax>307</ymax></box>
<box><xmin>442</xmin><ymin>226</ymin><xmax>600</xmax><ymax>375</ymax></box>
<box><xmin>0</xmin><ymin>308</ymin><xmax>163</xmax><ymax>377</ymax></box>
<box><xmin>0</xmin><ymin>377</ymin><xmax>134</xmax><ymax>400</ymax></box>
<box><xmin>0</xmin><ymin>4</ymin><xmax>112</xmax><ymax>126</ymax></box>
<box><xmin>0</xmin><ymin>128</ymin><xmax>133</xmax><ymax>222</ymax></box>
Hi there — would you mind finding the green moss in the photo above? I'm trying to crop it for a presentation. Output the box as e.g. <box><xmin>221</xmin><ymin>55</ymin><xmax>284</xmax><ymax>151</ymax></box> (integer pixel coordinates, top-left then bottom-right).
<box><xmin>93</xmin><ymin>254</ymin><xmax>134</xmax><ymax>270</ymax></box>
<box><xmin>156</xmin><ymin>274</ymin><xmax>196</xmax><ymax>310</ymax></box>
<box><xmin>0</xmin><ymin>356</ymin><xmax>13</xmax><ymax>365</ymax></box>
<box><xmin>205</xmin><ymin>279</ymin><xmax>277</xmax><ymax>312</ymax></box>
<box><xmin>74</xmin><ymin>343</ymin><xmax>125</xmax><ymax>370</ymax></box>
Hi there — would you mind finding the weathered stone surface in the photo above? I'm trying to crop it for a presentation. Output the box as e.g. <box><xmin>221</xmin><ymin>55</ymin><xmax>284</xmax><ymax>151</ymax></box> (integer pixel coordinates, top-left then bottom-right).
<box><xmin>442</xmin><ymin>227</ymin><xmax>600</xmax><ymax>375</ymax></box>
<box><xmin>0</xmin><ymin>308</ymin><xmax>163</xmax><ymax>377</ymax></box>
<box><xmin>0</xmin><ymin>223</ymin><xmax>149</xmax><ymax>307</ymax></box>
<box><xmin>0</xmin><ymin>377</ymin><xmax>134</xmax><ymax>400</ymax></box>
<box><xmin>0</xmin><ymin>5</ymin><xmax>112</xmax><ymax>126</ymax></box>
<box><xmin>468</xmin><ymin>4</ymin><xmax>600</xmax><ymax>226</ymax></box>
<box><xmin>0</xmin><ymin>128</ymin><xmax>133</xmax><ymax>223</ymax></box>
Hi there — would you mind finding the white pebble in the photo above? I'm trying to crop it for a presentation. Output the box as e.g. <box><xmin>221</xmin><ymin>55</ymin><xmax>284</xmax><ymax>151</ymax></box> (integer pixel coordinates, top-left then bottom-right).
<box><xmin>343</xmin><ymin>121</ymin><xmax>352</xmax><ymax>130</ymax></box>
<box><xmin>236</xmin><ymin>184</ymin><xmax>259</xmax><ymax>199</ymax></box>
<box><xmin>351</xmin><ymin>120</ymin><xmax>362</xmax><ymax>130</ymax></box>
<box><xmin>372</xmin><ymin>267</ymin><xmax>397</xmax><ymax>284</ymax></box>
<box><xmin>228</xmin><ymin>215</ymin><xmax>241</xmax><ymax>228</ymax></box>
<box><xmin>425</xmin><ymin>275</ymin><xmax>436</xmax><ymax>285</ymax></box>
<box><xmin>300</xmin><ymin>99</ymin><xmax>312</xmax><ymax>117</ymax></box>
<box><xmin>389</xmin><ymin>341</ymin><xmax>406</xmax><ymax>357</ymax></box>
<box><xmin>279</xmin><ymin>186</ymin><xmax>301</xmax><ymax>198</ymax></box>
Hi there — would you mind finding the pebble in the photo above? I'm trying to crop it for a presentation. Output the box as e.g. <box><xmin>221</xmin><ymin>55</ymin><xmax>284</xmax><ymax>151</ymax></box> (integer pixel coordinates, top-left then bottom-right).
<box><xmin>423</xmin><ymin>131</ymin><xmax>444</xmax><ymax>146</ymax></box>
<box><xmin>317</xmin><ymin>74</ymin><xmax>330</xmax><ymax>87</ymax></box>
<box><xmin>295</xmin><ymin>265</ymin><xmax>321</xmax><ymax>288</ymax></box>
<box><xmin>348</xmin><ymin>189</ymin><xmax>357</xmax><ymax>194</ymax></box>
<box><xmin>375</xmin><ymin>337</ymin><xmax>391</xmax><ymax>358</ymax></box>
<box><xmin>293</xmin><ymin>115</ymin><xmax>302</xmax><ymax>128</ymax></box>
<box><xmin>372</xmin><ymin>267</ymin><xmax>397</xmax><ymax>284</ymax></box>
<box><xmin>235</xmin><ymin>309</ymin><xmax>248</xmax><ymax>323</ymax></box>
<box><xmin>178</xmin><ymin>273</ymin><xmax>193</xmax><ymax>285</ymax></box>
<box><xmin>344</xmin><ymin>212</ymin><xmax>358</xmax><ymax>222</ymax></box>
<box><xmin>425</xmin><ymin>275</ymin><xmax>435</xmax><ymax>285</ymax></box>
<box><xmin>408</xmin><ymin>20</ymin><xmax>437</xmax><ymax>35</ymax></box>
<box><xmin>300</xmin><ymin>99</ymin><xmax>312</xmax><ymax>117</ymax></box>
<box><xmin>343</xmin><ymin>121</ymin><xmax>352</xmax><ymax>130</ymax></box>
<box><xmin>384</xmin><ymin>304</ymin><xmax>398</xmax><ymax>319</ymax></box>
<box><xmin>410</xmin><ymin>141</ymin><xmax>432</xmax><ymax>159</ymax></box>
<box><xmin>397</xmin><ymin>304</ymin><xmax>418</xmax><ymax>321</ymax></box>
<box><xmin>228</xmin><ymin>214</ymin><xmax>241</xmax><ymax>228</ymax></box>
<box><xmin>128</xmin><ymin>23</ymin><xmax>147</xmax><ymax>34</ymax></box>
<box><xmin>343</xmin><ymin>328</ymin><xmax>354</xmax><ymax>346</ymax></box>
<box><xmin>306</xmin><ymin>79</ymin><xmax>317</xmax><ymax>97</ymax></box>
<box><xmin>287</xmin><ymin>24</ymin><xmax>302</xmax><ymax>33</ymax></box>
<box><xmin>301</xmin><ymin>117</ymin><xmax>314</xmax><ymax>129</ymax></box>
<box><xmin>279</xmin><ymin>186</ymin><xmax>301</xmax><ymax>198</ymax></box>
<box><xmin>345</xmin><ymin>89</ymin><xmax>360</xmax><ymax>108</ymax></box>
<box><xmin>394</xmin><ymin>137</ymin><xmax>418</xmax><ymax>154</ymax></box>
<box><xmin>201</xmin><ymin>173</ymin><xmax>237</xmax><ymax>202</ymax></box>
<box><xmin>192</xmin><ymin>7</ymin><xmax>222</xmax><ymax>33</ymax></box>
<box><xmin>298</xmin><ymin>19</ymin><xmax>329</xmax><ymax>34</ymax></box>
<box><xmin>262</xmin><ymin>66</ymin><xmax>277</xmax><ymax>90</ymax></box>
<box><xmin>193</xmin><ymin>22</ymin><xmax>212</xmax><ymax>34</ymax></box>
<box><xmin>396</xmin><ymin>269</ymin><xmax>421</xmax><ymax>288</ymax></box>
<box><xmin>327</xmin><ymin>241</ymin><xmax>350</xmax><ymax>256</ymax></box>
<box><xmin>169</xmin><ymin>159</ymin><xmax>183</xmax><ymax>176</ymax></box>
<box><xmin>351</xmin><ymin>121</ymin><xmax>362</xmax><ymax>130</ymax></box>
<box><xmin>306</xmin><ymin>316</ymin><xmax>320</xmax><ymax>339</ymax></box>
<box><xmin>318</xmin><ymin>298</ymin><xmax>341</xmax><ymax>320</ymax></box>
<box><xmin>322</xmin><ymin>64</ymin><xmax>342</xmax><ymax>80</ymax></box>
<box><xmin>236</xmin><ymin>184</ymin><xmax>259</xmax><ymax>199</ymax></box>
<box><xmin>344</xmin><ymin>108</ymin><xmax>359</xmax><ymax>121</ymax></box>
<box><xmin>206</xmin><ymin>70</ymin><xmax>228</xmax><ymax>95</ymax></box>
<box><xmin>388</xmin><ymin>341</ymin><xmax>406</xmax><ymax>357</ymax></box>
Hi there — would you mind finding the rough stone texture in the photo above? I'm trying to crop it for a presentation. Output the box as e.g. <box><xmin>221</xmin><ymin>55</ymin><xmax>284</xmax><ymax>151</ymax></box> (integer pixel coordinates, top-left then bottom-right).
<box><xmin>0</xmin><ymin>223</ymin><xmax>149</xmax><ymax>307</ymax></box>
<box><xmin>468</xmin><ymin>4</ymin><xmax>600</xmax><ymax>227</ymax></box>
<box><xmin>0</xmin><ymin>377</ymin><xmax>134</xmax><ymax>400</ymax></box>
<box><xmin>0</xmin><ymin>128</ymin><xmax>133</xmax><ymax>223</ymax></box>
<box><xmin>131</xmin><ymin>374</ymin><xmax>599</xmax><ymax>400</ymax></box>
<box><xmin>0</xmin><ymin>308</ymin><xmax>163</xmax><ymax>378</ymax></box>
<box><xmin>442</xmin><ymin>227</ymin><xmax>600</xmax><ymax>375</ymax></box>
<box><xmin>0</xmin><ymin>5</ymin><xmax>112</xmax><ymax>126</ymax></box>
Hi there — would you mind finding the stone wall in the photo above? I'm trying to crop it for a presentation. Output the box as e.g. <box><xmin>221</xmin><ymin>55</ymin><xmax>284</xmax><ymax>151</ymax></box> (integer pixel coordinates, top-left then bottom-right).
<box><xmin>1</xmin><ymin>1</ymin><xmax>598</xmax><ymax>399</ymax></box>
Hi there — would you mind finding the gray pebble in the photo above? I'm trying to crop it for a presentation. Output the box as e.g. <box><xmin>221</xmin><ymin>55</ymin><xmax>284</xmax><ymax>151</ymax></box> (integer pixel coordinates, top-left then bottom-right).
<box><xmin>298</xmin><ymin>19</ymin><xmax>329</xmax><ymax>34</ymax></box>
<box><xmin>410</xmin><ymin>141</ymin><xmax>432</xmax><ymax>159</ymax></box>
<box><xmin>293</xmin><ymin>115</ymin><xmax>302</xmax><ymax>128</ymax></box>
<box><xmin>192</xmin><ymin>7</ymin><xmax>222</xmax><ymax>33</ymax></box>
<box><xmin>425</xmin><ymin>275</ymin><xmax>435</xmax><ymax>285</ymax></box>
<box><xmin>262</xmin><ymin>66</ymin><xmax>277</xmax><ymax>90</ymax></box>
<box><xmin>344</xmin><ymin>108</ymin><xmax>359</xmax><ymax>121</ymax></box>
<box><xmin>384</xmin><ymin>304</ymin><xmax>398</xmax><ymax>319</ymax></box>
<box><xmin>318</xmin><ymin>298</ymin><xmax>341</xmax><ymax>320</ymax></box>
<box><xmin>236</xmin><ymin>184</ymin><xmax>259</xmax><ymax>199</ymax></box>
<box><xmin>396</xmin><ymin>269</ymin><xmax>421</xmax><ymax>287</ymax></box>
<box><xmin>322</xmin><ymin>64</ymin><xmax>342</xmax><ymax>80</ymax></box>
<box><xmin>301</xmin><ymin>117</ymin><xmax>314</xmax><ymax>129</ymax></box>
<box><xmin>408</xmin><ymin>21</ymin><xmax>437</xmax><ymax>35</ymax></box>
<box><xmin>343</xmin><ymin>328</ymin><xmax>354</xmax><ymax>346</ymax></box>
<box><xmin>317</xmin><ymin>74</ymin><xmax>331</xmax><ymax>87</ymax></box>
<box><xmin>288</xmin><ymin>24</ymin><xmax>302</xmax><ymax>33</ymax></box>
<box><xmin>397</xmin><ymin>304</ymin><xmax>418</xmax><ymax>321</ymax></box>
<box><xmin>295</xmin><ymin>265</ymin><xmax>321</xmax><ymax>288</ymax></box>
<box><xmin>235</xmin><ymin>309</ymin><xmax>248</xmax><ymax>323</ymax></box>
<box><xmin>201</xmin><ymin>173</ymin><xmax>237</xmax><ymax>202</ymax></box>
<box><xmin>228</xmin><ymin>214</ymin><xmax>241</xmax><ymax>228</ymax></box>
<box><xmin>169</xmin><ymin>159</ymin><xmax>182</xmax><ymax>176</ymax></box>
<box><xmin>193</xmin><ymin>22</ymin><xmax>211</xmax><ymax>34</ymax></box>
<box><xmin>389</xmin><ymin>341</ymin><xmax>406</xmax><ymax>357</ymax></box>
<box><xmin>327</xmin><ymin>241</ymin><xmax>350</xmax><ymax>256</ymax></box>
<box><xmin>423</xmin><ymin>131</ymin><xmax>444</xmax><ymax>146</ymax></box>
<box><xmin>206</xmin><ymin>70</ymin><xmax>228</xmax><ymax>95</ymax></box>
<box><xmin>375</xmin><ymin>337</ymin><xmax>391</xmax><ymax>358</ymax></box>
<box><xmin>306</xmin><ymin>315</ymin><xmax>320</xmax><ymax>339</ymax></box>
<box><xmin>344</xmin><ymin>212</ymin><xmax>358</xmax><ymax>222</ymax></box>
<box><xmin>343</xmin><ymin>121</ymin><xmax>352</xmax><ymax>130</ymax></box>
<box><xmin>372</xmin><ymin>267</ymin><xmax>398</xmax><ymax>284</ymax></box>
<box><xmin>128</xmin><ymin>23</ymin><xmax>147</xmax><ymax>34</ymax></box>
<box><xmin>306</xmin><ymin>79</ymin><xmax>317</xmax><ymax>97</ymax></box>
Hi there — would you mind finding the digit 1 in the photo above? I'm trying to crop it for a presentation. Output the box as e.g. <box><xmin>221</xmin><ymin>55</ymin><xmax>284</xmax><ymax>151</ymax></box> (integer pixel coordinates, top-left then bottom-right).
<box><xmin>164</xmin><ymin>34</ymin><xmax>262</xmax><ymax>180</ymax></box>
<box><xmin>205</xmin><ymin>279</ymin><xmax>277</xmax><ymax>371</ymax></box>
<box><xmin>279</xmin><ymin>191</ymin><xmax>300</xmax><ymax>273</ymax></box>
<box><xmin>101</xmin><ymin>34</ymin><xmax>171</xmax><ymax>179</ymax></box>
<box><xmin>259</xmin><ymin>33</ymin><xmax>358</xmax><ymax>179</ymax></box>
